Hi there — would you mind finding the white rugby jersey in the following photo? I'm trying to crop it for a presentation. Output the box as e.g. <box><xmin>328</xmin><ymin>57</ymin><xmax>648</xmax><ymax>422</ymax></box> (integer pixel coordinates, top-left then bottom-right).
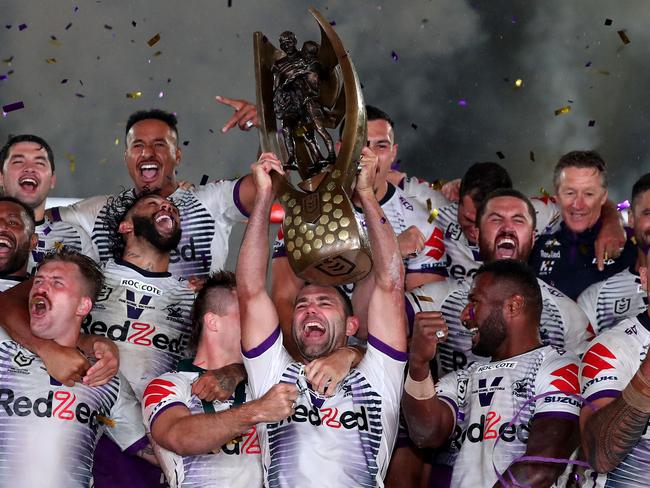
<box><xmin>81</xmin><ymin>259</ymin><xmax>195</xmax><ymax>398</ymax></box>
<box><xmin>243</xmin><ymin>327</ymin><xmax>406</xmax><ymax>488</ymax></box>
<box><xmin>0</xmin><ymin>327</ymin><xmax>146</xmax><ymax>487</ymax></box>
<box><xmin>52</xmin><ymin>179</ymin><xmax>248</xmax><ymax>279</ymax></box>
<box><xmin>437</xmin><ymin>345</ymin><xmax>581</xmax><ymax>488</ymax></box>
<box><xmin>273</xmin><ymin>183</ymin><xmax>447</xmax><ymax>277</ymax></box>
<box><xmin>580</xmin><ymin>313</ymin><xmax>650</xmax><ymax>487</ymax></box>
<box><xmin>0</xmin><ymin>275</ymin><xmax>26</xmax><ymax>292</ymax></box>
<box><xmin>577</xmin><ymin>267</ymin><xmax>648</xmax><ymax>336</ymax></box>
<box><xmin>407</xmin><ymin>276</ymin><xmax>591</xmax><ymax>376</ymax></box>
<box><xmin>28</xmin><ymin>216</ymin><xmax>98</xmax><ymax>275</ymax></box>
<box><xmin>143</xmin><ymin>363</ymin><xmax>262</xmax><ymax>488</ymax></box>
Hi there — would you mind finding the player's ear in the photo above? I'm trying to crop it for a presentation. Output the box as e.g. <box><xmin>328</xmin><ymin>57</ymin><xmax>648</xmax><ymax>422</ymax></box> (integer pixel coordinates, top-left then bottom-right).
<box><xmin>77</xmin><ymin>296</ymin><xmax>93</xmax><ymax>317</ymax></box>
<box><xmin>345</xmin><ymin>316</ymin><xmax>360</xmax><ymax>337</ymax></box>
<box><xmin>204</xmin><ymin>312</ymin><xmax>219</xmax><ymax>332</ymax></box>
<box><xmin>504</xmin><ymin>294</ymin><xmax>525</xmax><ymax>318</ymax></box>
<box><xmin>118</xmin><ymin>220</ymin><xmax>133</xmax><ymax>235</ymax></box>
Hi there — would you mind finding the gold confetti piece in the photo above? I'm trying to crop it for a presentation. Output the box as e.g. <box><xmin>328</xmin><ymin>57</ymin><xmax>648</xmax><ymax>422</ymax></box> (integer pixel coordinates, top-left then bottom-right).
<box><xmin>114</xmin><ymin>138</ymin><xmax>120</xmax><ymax>146</ymax></box>
<box><xmin>126</xmin><ymin>91</ymin><xmax>142</xmax><ymax>99</ymax></box>
<box><xmin>49</xmin><ymin>39</ymin><xmax>62</xmax><ymax>47</ymax></box>
<box><xmin>2</xmin><ymin>56</ymin><xmax>13</xmax><ymax>65</ymax></box>
<box><xmin>45</xmin><ymin>58</ymin><xmax>57</xmax><ymax>64</ymax></box>
<box><xmin>147</xmin><ymin>33</ymin><xmax>160</xmax><ymax>47</ymax></box>
<box><xmin>595</xmin><ymin>69</ymin><xmax>610</xmax><ymax>75</ymax></box>
<box><xmin>617</xmin><ymin>30</ymin><xmax>630</xmax><ymax>44</ymax></box>
<box><xmin>53</xmin><ymin>241</ymin><xmax>64</xmax><ymax>251</ymax></box>
<box><xmin>539</xmin><ymin>187</ymin><xmax>551</xmax><ymax>198</ymax></box>
<box><xmin>426</xmin><ymin>198</ymin><xmax>439</xmax><ymax>224</ymax></box>
<box><xmin>414</xmin><ymin>295</ymin><xmax>434</xmax><ymax>303</ymax></box>
<box><xmin>514</xmin><ymin>78</ymin><xmax>523</xmax><ymax>88</ymax></box>
<box><xmin>430</xmin><ymin>179</ymin><xmax>446</xmax><ymax>191</ymax></box>
<box><xmin>554</xmin><ymin>106</ymin><xmax>571</xmax><ymax>116</ymax></box>
<box><xmin>99</xmin><ymin>158</ymin><xmax>107</xmax><ymax>164</ymax></box>
<box><xmin>65</xmin><ymin>152</ymin><xmax>76</xmax><ymax>173</ymax></box>
<box><xmin>153</xmin><ymin>50</ymin><xmax>162</xmax><ymax>57</ymax></box>
<box><xmin>97</xmin><ymin>415</ymin><xmax>115</xmax><ymax>428</ymax></box>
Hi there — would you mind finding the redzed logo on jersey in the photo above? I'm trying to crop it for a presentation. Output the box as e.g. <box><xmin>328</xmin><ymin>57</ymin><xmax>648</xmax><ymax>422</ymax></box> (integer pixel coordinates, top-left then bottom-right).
<box><xmin>425</xmin><ymin>227</ymin><xmax>445</xmax><ymax>260</ymax></box>
<box><xmin>144</xmin><ymin>379</ymin><xmax>176</xmax><ymax>408</ymax></box>
<box><xmin>550</xmin><ymin>364</ymin><xmax>580</xmax><ymax>393</ymax></box>
<box><xmin>581</xmin><ymin>343</ymin><xmax>616</xmax><ymax>380</ymax></box>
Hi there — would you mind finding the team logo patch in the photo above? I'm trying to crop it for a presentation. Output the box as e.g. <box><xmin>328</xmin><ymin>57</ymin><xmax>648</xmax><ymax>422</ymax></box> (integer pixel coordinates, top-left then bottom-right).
<box><xmin>143</xmin><ymin>379</ymin><xmax>176</xmax><ymax>408</ymax></box>
<box><xmin>477</xmin><ymin>376</ymin><xmax>504</xmax><ymax>407</ymax></box>
<box><xmin>550</xmin><ymin>364</ymin><xmax>580</xmax><ymax>393</ymax></box>
<box><xmin>614</xmin><ymin>298</ymin><xmax>631</xmax><ymax>315</ymax></box>
<box><xmin>511</xmin><ymin>379</ymin><xmax>528</xmax><ymax>398</ymax></box>
<box><xmin>96</xmin><ymin>285</ymin><xmax>113</xmax><ymax>302</ymax></box>
<box><xmin>582</xmin><ymin>343</ymin><xmax>616</xmax><ymax>379</ymax></box>
<box><xmin>445</xmin><ymin>222</ymin><xmax>462</xmax><ymax>241</ymax></box>
<box><xmin>13</xmin><ymin>351</ymin><xmax>34</xmax><ymax>367</ymax></box>
<box><xmin>164</xmin><ymin>302</ymin><xmax>184</xmax><ymax>319</ymax></box>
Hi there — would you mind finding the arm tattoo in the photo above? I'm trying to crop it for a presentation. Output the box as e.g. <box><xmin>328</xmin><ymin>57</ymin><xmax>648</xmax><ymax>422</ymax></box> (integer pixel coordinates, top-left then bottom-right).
<box><xmin>585</xmin><ymin>398</ymin><xmax>650</xmax><ymax>471</ymax></box>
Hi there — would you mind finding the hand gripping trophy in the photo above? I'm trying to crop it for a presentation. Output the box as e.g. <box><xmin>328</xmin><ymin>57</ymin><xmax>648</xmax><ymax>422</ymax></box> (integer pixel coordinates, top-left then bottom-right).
<box><xmin>254</xmin><ymin>8</ymin><xmax>371</xmax><ymax>286</ymax></box>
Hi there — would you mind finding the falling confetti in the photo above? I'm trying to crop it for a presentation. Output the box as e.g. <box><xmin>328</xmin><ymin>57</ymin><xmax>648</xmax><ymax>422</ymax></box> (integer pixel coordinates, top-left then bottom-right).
<box><xmin>514</xmin><ymin>78</ymin><xmax>523</xmax><ymax>88</ymax></box>
<box><xmin>75</xmin><ymin>93</ymin><xmax>85</xmax><ymax>98</ymax></box>
<box><xmin>158</xmin><ymin>91</ymin><xmax>164</xmax><ymax>98</ymax></box>
<box><xmin>411</xmin><ymin>123</ymin><xmax>418</xmax><ymax>130</ymax></box>
<box><xmin>585</xmin><ymin>61</ymin><xmax>592</xmax><ymax>67</ymax></box>
<box><xmin>132</xmin><ymin>20</ymin><xmax>137</xmax><ymax>27</ymax></box>
<box><xmin>604</xmin><ymin>18</ymin><xmax>613</xmax><ymax>26</ymax></box>
<box><xmin>0</xmin><ymin>75</ymin><xmax>7</xmax><ymax>81</ymax></box>
<box><xmin>588</xmin><ymin>120</ymin><xmax>596</xmax><ymax>127</ymax></box>
<box><xmin>458</xmin><ymin>99</ymin><xmax>467</xmax><ymax>107</ymax></box>
<box><xmin>114</xmin><ymin>138</ymin><xmax>120</xmax><ymax>145</ymax></box>
<box><xmin>554</xmin><ymin>106</ymin><xmax>571</xmax><ymax>116</ymax></box>
<box><xmin>153</xmin><ymin>51</ymin><xmax>162</xmax><ymax>57</ymax></box>
<box><xmin>539</xmin><ymin>187</ymin><xmax>551</xmax><ymax>198</ymax></box>
<box><xmin>46</xmin><ymin>58</ymin><xmax>57</xmax><ymax>64</ymax></box>
<box><xmin>496</xmin><ymin>151</ymin><xmax>505</xmax><ymax>160</ymax></box>
<box><xmin>97</xmin><ymin>415</ymin><xmax>115</xmax><ymax>428</ymax></box>
<box><xmin>61</xmin><ymin>78</ymin><xmax>68</xmax><ymax>84</ymax></box>
<box><xmin>391</xmin><ymin>50</ymin><xmax>399</xmax><ymax>61</ymax></box>
<box><xmin>65</xmin><ymin>22</ymin><xmax>72</xmax><ymax>30</ymax></box>
<box><xmin>147</xmin><ymin>33</ymin><xmax>161</xmax><ymax>47</ymax></box>
<box><xmin>426</xmin><ymin>199</ymin><xmax>439</xmax><ymax>224</ymax></box>
<box><xmin>126</xmin><ymin>91</ymin><xmax>142</xmax><ymax>99</ymax></box>
<box><xmin>329</xmin><ymin>20</ymin><xmax>336</xmax><ymax>26</ymax></box>
<box><xmin>617</xmin><ymin>30</ymin><xmax>630</xmax><ymax>44</ymax></box>
<box><xmin>104</xmin><ymin>24</ymin><xmax>113</xmax><ymax>30</ymax></box>
<box><xmin>3</xmin><ymin>56</ymin><xmax>14</xmax><ymax>65</ymax></box>
<box><xmin>617</xmin><ymin>200</ymin><xmax>631</xmax><ymax>211</ymax></box>
<box><xmin>18</xmin><ymin>24</ymin><xmax>27</xmax><ymax>31</ymax></box>
<box><xmin>200</xmin><ymin>175</ymin><xmax>209</xmax><ymax>185</ymax></box>
<box><xmin>529</xmin><ymin>151</ymin><xmax>535</xmax><ymax>162</ymax></box>
<box><xmin>182</xmin><ymin>140</ymin><xmax>190</xmax><ymax>146</ymax></box>
<box><xmin>65</xmin><ymin>152</ymin><xmax>76</xmax><ymax>173</ymax></box>
<box><xmin>2</xmin><ymin>101</ymin><xmax>24</xmax><ymax>113</ymax></box>
<box><xmin>50</xmin><ymin>35</ymin><xmax>62</xmax><ymax>47</ymax></box>
<box><xmin>228</xmin><ymin>0</ymin><xmax>232</xmax><ymax>6</ymax></box>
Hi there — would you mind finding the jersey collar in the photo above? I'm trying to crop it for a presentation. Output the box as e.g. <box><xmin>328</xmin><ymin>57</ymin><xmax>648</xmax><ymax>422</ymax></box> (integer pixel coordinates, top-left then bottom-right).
<box><xmin>115</xmin><ymin>259</ymin><xmax>171</xmax><ymax>278</ymax></box>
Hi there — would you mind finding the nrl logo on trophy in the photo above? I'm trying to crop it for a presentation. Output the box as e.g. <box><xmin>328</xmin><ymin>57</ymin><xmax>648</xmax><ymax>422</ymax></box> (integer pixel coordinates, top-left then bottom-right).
<box><xmin>254</xmin><ymin>7</ymin><xmax>372</xmax><ymax>285</ymax></box>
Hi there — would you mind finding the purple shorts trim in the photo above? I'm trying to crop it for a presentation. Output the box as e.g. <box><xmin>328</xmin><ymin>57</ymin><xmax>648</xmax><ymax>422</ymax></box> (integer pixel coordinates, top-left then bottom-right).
<box><xmin>124</xmin><ymin>435</ymin><xmax>150</xmax><ymax>456</ymax></box>
<box><xmin>368</xmin><ymin>334</ymin><xmax>407</xmax><ymax>362</ymax></box>
<box><xmin>243</xmin><ymin>325</ymin><xmax>281</xmax><ymax>359</ymax></box>
<box><xmin>586</xmin><ymin>389</ymin><xmax>621</xmax><ymax>402</ymax></box>
<box><xmin>50</xmin><ymin>207</ymin><xmax>62</xmax><ymax>222</ymax></box>
<box><xmin>233</xmin><ymin>177</ymin><xmax>250</xmax><ymax>218</ymax></box>
<box><xmin>149</xmin><ymin>401</ymin><xmax>187</xmax><ymax>430</ymax></box>
<box><xmin>533</xmin><ymin>411</ymin><xmax>579</xmax><ymax>421</ymax></box>
<box><xmin>93</xmin><ymin>436</ymin><xmax>164</xmax><ymax>487</ymax></box>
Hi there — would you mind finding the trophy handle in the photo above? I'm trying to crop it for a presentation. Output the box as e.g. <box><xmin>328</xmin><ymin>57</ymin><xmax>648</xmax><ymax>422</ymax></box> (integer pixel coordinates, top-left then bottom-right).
<box><xmin>309</xmin><ymin>7</ymin><xmax>367</xmax><ymax>195</ymax></box>
<box><xmin>253</xmin><ymin>32</ymin><xmax>283</xmax><ymax>157</ymax></box>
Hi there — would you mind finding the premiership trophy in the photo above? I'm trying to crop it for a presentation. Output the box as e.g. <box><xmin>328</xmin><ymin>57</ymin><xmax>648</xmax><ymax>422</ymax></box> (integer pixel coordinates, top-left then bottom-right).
<box><xmin>254</xmin><ymin>7</ymin><xmax>371</xmax><ymax>286</ymax></box>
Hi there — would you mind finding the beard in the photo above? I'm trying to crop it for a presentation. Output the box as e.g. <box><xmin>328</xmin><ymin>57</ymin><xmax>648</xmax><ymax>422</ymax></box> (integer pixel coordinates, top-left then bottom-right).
<box><xmin>132</xmin><ymin>215</ymin><xmax>181</xmax><ymax>252</ymax></box>
<box><xmin>471</xmin><ymin>308</ymin><xmax>508</xmax><ymax>358</ymax></box>
<box><xmin>0</xmin><ymin>243</ymin><xmax>30</xmax><ymax>276</ymax></box>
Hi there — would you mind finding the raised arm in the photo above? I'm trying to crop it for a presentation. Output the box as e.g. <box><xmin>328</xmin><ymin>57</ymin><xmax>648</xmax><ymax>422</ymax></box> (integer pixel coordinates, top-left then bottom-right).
<box><xmin>271</xmin><ymin>255</ymin><xmax>304</xmax><ymax>360</ymax></box>
<box><xmin>236</xmin><ymin>153</ymin><xmax>284</xmax><ymax>351</ymax></box>
<box><xmin>353</xmin><ymin>147</ymin><xmax>406</xmax><ymax>352</ymax></box>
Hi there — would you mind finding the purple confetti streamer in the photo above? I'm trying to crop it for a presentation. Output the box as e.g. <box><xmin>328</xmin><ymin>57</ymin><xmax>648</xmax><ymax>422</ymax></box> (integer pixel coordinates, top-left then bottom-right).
<box><xmin>617</xmin><ymin>199</ymin><xmax>630</xmax><ymax>211</ymax></box>
<box><xmin>458</xmin><ymin>99</ymin><xmax>467</xmax><ymax>106</ymax></box>
<box><xmin>2</xmin><ymin>101</ymin><xmax>24</xmax><ymax>112</ymax></box>
<box><xmin>18</xmin><ymin>24</ymin><xmax>27</xmax><ymax>31</ymax></box>
<box><xmin>391</xmin><ymin>50</ymin><xmax>399</xmax><ymax>61</ymax></box>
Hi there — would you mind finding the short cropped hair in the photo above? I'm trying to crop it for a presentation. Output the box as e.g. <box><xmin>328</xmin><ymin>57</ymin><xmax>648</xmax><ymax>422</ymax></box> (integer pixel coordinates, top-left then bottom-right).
<box><xmin>0</xmin><ymin>196</ymin><xmax>36</xmax><ymax>236</ymax></box>
<box><xmin>38</xmin><ymin>248</ymin><xmax>105</xmax><ymax>304</ymax></box>
<box><xmin>553</xmin><ymin>150</ymin><xmax>608</xmax><ymax>190</ymax></box>
<box><xmin>189</xmin><ymin>271</ymin><xmax>238</xmax><ymax>351</ymax></box>
<box><xmin>474</xmin><ymin>259</ymin><xmax>542</xmax><ymax>321</ymax></box>
<box><xmin>459</xmin><ymin>162</ymin><xmax>513</xmax><ymax>208</ymax></box>
<box><xmin>631</xmin><ymin>173</ymin><xmax>650</xmax><ymax>210</ymax></box>
<box><xmin>339</xmin><ymin>104</ymin><xmax>394</xmax><ymax>140</ymax></box>
<box><xmin>476</xmin><ymin>188</ymin><xmax>537</xmax><ymax>232</ymax></box>
<box><xmin>0</xmin><ymin>134</ymin><xmax>55</xmax><ymax>173</ymax></box>
<box><xmin>125</xmin><ymin>109</ymin><xmax>179</xmax><ymax>141</ymax></box>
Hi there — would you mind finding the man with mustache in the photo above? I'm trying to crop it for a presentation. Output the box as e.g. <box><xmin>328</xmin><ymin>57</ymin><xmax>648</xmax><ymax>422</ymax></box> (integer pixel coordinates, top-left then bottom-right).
<box><xmin>403</xmin><ymin>259</ymin><xmax>581</xmax><ymax>488</ymax></box>
<box><xmin>0</xmin><ymin>134</ymin><xmax>97</xmax><ymax>274</ymax></box>
<box><xmin>238</xmin><ymin>148</ymin><xmax>407</xmax><ymax>487</ymax></box>
<box><xmin>529</xmin><ymin>151</ymin><xmax>636</xmax><ymax>300</ymax></box>
<box><xmin>0</xmin><ymin>249</ymin><xmax>150</xmax><ymax>487</ymax></box>
<box><xmin>50</xmin><ymin>109</ymin><xmax>259</xmax><ymax>280</ymax></box>
<box><xmin>578</xmin><ymin>172</ymin><xmax>650</xmax><ymax>334</ymax></box>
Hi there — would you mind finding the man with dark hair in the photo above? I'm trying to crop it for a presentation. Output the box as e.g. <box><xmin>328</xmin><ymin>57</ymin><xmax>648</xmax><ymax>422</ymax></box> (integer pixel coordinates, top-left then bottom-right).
<box><xmin>578</xmin><ymin>172</ymin><xmax>650</xmax><ymax>335</ymax></box>
<box><xmin>0</xmin><ymin>134</ymin><xmax>97</xmax><ymax>274</ymax></box>
<box><xmin>530</xmin><ymin>150</ymin><xmax>635</xmax><ymax>299</ymax></box>
<box><xmin>143</xmin><ymin>271</ymin><xmax>294</xmax><ymax>487</ymax></box>
<box><xmin>50</xmin><ymin>108</ymin><xmax>260</xmax><ymax>280</ymax></box>
<box><xmin>0</xmin><ymin>196</ymin><xmax>37</xmax><ymax>285</ymax></box>
<box><xmin>238</xmin><ymin>148</ymin><xmax>407</xmax><ymax>486</ymax></box>
<box><xmin>0</xmin><ymin>249</ymin><xmax>152</xmax><ymax>486</ymax></box>
<box><xmin>403</xmin><ymin>259</ymin><xmax>581</xmax><ymax>488</ymax></box>
<box><xmin>272</xmin><ymin>104</ymin><xmax>447</xmax><ymax>357</ymax></box>
<box><xmin>579</xmin><ymin>248</ymin><xmax>650</xmax><ymax>486</ymax></box>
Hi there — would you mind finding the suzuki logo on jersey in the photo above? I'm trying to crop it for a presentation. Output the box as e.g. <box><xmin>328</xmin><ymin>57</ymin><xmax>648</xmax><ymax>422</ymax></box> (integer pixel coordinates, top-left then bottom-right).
<box><xmin>477</xmin><ymin>377</ymin><xmax>504</xmax><ymax>407</ymax></box>
<box><xmin>0</xmin><ymin>388</ymin><xmax>105</xmax><ymax>432</ymax></box>
<box><xmin>550</xmin><ymin>364</ymin><xmax>580</xmax><ymax>394</ymax></box>
<box><xmin>454</xmin><ymin>412</ymin><xmax>530</xmax><ymax>445</ymax></box>
<box><xmin>82</xmin><ymin>314</ymin><xmax>189</xmax><ymax>353</ymax></box>
<box><xmin>120</xmin><ymin>279</ymin><xmax>163</xmax><ymax>296</ymax></box>
<box><xmin>582</xmin><ymin>343</ymin><xmax>616</xmax><ymax>380</ymax></box>
<box><xmin>270</xmin><ymin>404</ymin><xmax>369</xmax><ymax>431</ymax></box>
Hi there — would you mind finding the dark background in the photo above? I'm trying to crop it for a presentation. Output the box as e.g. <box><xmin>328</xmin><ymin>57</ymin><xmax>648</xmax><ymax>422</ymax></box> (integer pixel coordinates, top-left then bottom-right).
<box><xmin>1</xmin><ymin>0</ymin><xmax>648</xmax><ymax>266</ymax></box>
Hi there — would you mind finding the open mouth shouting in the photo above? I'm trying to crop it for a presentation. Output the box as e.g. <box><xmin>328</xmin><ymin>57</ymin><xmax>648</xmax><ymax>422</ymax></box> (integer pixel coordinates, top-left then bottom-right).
<box><xmin>494</xmin><ymin>231</ymin><xmax>519</xmax><ymax>259</ymax></box>
<box><xmin>0</xmin><ymin>232</ymin><xmax>16</xmax><ymax>255</ymax></box>
<box><xmin>138</xmin><ymin>161</ymin><xmax>161</xmax><ymax>184</ymax></box>
<box><xmin>29</xmin><ymin>294</ymin><xmax>51</xmax><ymax>318</ymax></box>
<box><xmin>18</xmin><ymin>174</ymin><xmax>40</xmax><ymax>194</ymax></box>
<box><xmin>154</xmin><ymin>210</ymin><xmax>177</xmax><ymax>234</ymax></box>
<box><xmin>301</xmin><ymin>318</ymin><xmax>327</xmax><ymax>341</ymax></box>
